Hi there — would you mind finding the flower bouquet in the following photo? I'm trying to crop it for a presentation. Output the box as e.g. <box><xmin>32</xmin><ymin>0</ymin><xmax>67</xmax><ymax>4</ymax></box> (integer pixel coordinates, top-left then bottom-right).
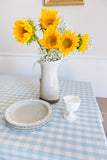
<box><xmin>13</xmin><ymin>7</ymin><xmax>90</xmax><ymax>62</ymax></box>
<box><xmin>13</xmin><ymin>8</ymin><xmax>91</xmax><ymax>103</ymax></box>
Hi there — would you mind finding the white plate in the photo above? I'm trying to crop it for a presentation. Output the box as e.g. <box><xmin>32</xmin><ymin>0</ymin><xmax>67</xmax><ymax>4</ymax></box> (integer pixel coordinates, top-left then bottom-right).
<box><xmin>5</xmin><ymin>120</ymin><xmax>50</xmax><ymax>131</ymax></box>
<box><xmin>5</xmin><ymin>99</ymin><xmax>53</xmax><ymax>130</ymax></box>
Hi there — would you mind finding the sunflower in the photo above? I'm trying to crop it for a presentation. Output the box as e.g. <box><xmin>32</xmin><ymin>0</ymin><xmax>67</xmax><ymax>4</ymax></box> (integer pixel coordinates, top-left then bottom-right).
<box><xmin>78</xmin><ymin>34</ymin><xmax>89</xmax><ymax>52</ymax></box>
<box><xmin>13</xmin><ymin>18</ymin><xmax>36</xmax><ymax>44</ymax></box>
<box><xmin>59</xmin><ymin>30</ymin><xmax>79</xmax><ymax>56</ymax></box>
<box><xmin>39</xmin><ymin>8</ymin><xmax>61</xmax><ymax>30</ymax></box>
<box><xmin>38</xmin><ymin>26</ymin><xmax>61</xmax><ymax>50</ymax></box>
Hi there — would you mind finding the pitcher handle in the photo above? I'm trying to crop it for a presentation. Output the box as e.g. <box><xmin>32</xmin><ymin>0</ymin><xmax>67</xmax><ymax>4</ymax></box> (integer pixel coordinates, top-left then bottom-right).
<box><xmin>33</xmin><ymin>60</ymin><xmax>41</xmax><ymax>86</ymax></box>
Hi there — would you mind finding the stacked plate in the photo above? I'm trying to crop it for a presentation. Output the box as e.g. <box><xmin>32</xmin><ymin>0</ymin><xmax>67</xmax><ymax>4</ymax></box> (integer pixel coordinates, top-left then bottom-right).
<box><xmin>4</xmin><ymin>99</ymin><xmax>53</xmax><ymax>131</ymax></box>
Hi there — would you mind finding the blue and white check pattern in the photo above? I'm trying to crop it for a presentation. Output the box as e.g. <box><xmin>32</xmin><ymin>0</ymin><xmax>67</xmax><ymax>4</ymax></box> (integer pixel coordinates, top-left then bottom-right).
<box><xmin>0</xmin><ymin>75</ymin><xmax>107</xmax><ymax>160</ymax></box>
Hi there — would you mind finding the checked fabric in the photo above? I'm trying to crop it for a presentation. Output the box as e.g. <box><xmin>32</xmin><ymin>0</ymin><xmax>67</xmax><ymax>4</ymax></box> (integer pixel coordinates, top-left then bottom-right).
<box><xmin>0</xmin><ymin>75</ymin><xmax>107</xmax><ymax>160</ymax></box>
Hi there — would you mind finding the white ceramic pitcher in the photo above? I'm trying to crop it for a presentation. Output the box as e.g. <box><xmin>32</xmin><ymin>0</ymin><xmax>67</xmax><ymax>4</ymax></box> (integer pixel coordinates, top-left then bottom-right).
<box><xmin>33</xmin><ymin>60</ymin><xmax>60</xmax><ymax>104</ymax></box>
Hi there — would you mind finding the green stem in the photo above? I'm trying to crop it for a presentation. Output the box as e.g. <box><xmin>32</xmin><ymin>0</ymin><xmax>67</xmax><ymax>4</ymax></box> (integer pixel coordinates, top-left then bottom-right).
<box><xmin>35</xmin><ymin>34</ymin><xmax>43</xmax><ymax>51</ymax></box>
<box><xmin>46</xmin><ymin>49</ymin><xmax>50</xmax><ymax>59</ymax></box>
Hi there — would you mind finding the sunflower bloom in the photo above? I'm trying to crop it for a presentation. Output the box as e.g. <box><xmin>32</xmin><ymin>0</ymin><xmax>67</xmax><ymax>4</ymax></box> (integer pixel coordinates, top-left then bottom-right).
<box><xmin>59</xmin><ymin>30</ymin><xmax>79</xmax><ymax>56</ymax></box>
<box><xmin>38</xmin><ymin>26</ymin><xmax>61</xmax><ymax>50</ymax></box>
<box><xmin>13</xmin><ymin>18</ymin><xmax>35</xmax><ymax>44</ymax></box>
<box><xmin>78</xmin><ymin>34</ymin><xmax>89</xmax><ymax>52</ymax></box>
<box><xmin>39</xmin><ymin>8</ymin><xmax>61</xmax><ymax>30</ymax></box>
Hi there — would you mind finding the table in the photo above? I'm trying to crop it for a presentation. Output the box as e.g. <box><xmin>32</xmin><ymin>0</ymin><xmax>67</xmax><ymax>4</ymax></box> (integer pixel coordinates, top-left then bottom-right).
<box><xmin>0</xmin><ymin>75</ymin><xmax>107</xmax><ymax>160</ymax></box>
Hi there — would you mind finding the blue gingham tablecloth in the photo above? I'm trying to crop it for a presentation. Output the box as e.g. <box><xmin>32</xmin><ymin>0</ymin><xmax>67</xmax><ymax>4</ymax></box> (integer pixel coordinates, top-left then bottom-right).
<box><xmin>0</xmin><ymin>75</ymin><xmax>107</xmax><ymax>160</ymax></box>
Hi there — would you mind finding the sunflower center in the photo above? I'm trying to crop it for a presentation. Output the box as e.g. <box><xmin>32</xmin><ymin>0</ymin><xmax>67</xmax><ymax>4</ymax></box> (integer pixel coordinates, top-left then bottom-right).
<box><xmin>47</xmin><ymin>36</ymin><xmax>57</xmax><ymax>46</ymax></box>
<box><xmin>18</xmin><ymin>27</ymin><xmax>28</xmax><ymax>39</ymax></box>
<box><xmin>63</xmin><ymin>38</ymin><xmax>72</xmax><ymax>48</ymax></box>
<box><xmin>23</xmin><ymin>27</ymin><xmax>28</xmax><ymax>34</ymax></box>
<box><xmin>19</xmin><ymin>27</ymin><xmax>28</xmax><ymax>38</ymax></box>
<box><xmin>47</xmin><ymin>19</ymin><xmax>54</xmax><ymax>26</ymax></box>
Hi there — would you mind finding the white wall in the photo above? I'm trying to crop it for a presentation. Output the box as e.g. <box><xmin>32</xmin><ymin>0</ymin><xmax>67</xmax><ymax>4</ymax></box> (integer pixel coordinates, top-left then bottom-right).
<box><xmin>0</xmin><ymin>0</ymin><xmax>107</xmax><ymax>56</ymax></box>
<box><xmin>0</xmin><ymin>54</ymin><xmax>107</xmax><ymax>97</ymax></box>
<box><xmin>0</xmin><ymin>0</ymin><xmax>107</xmax><ymax>97</ymax></box>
